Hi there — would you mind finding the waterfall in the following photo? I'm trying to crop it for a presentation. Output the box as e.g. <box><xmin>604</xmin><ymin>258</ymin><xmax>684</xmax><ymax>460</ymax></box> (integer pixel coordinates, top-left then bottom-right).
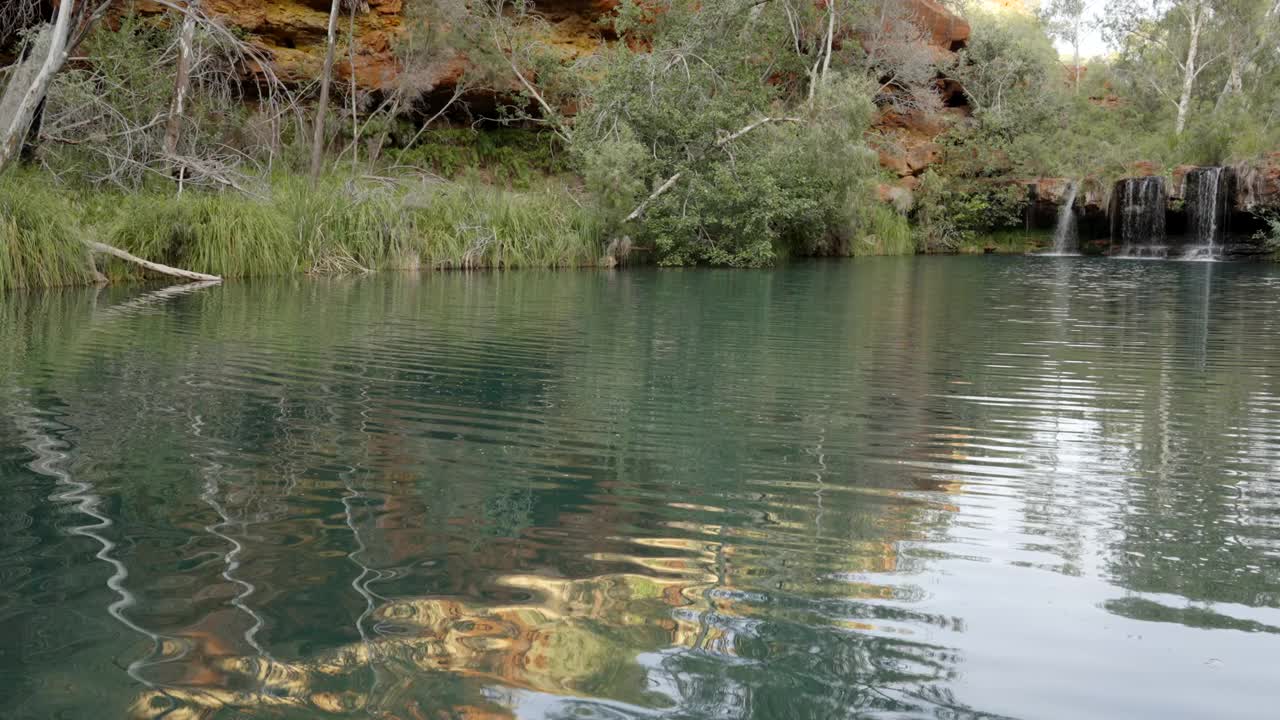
<box><xmin>1184</xmin><ymin>167</ymin><xmax>1226</xmax><ymax>261</ymax></box>
<box><xmin>1111</xmin><ymin>176</ymin><xmax>1168</xmax><ymax>258</ymax></box>
<box><xmin>1050</xmin><ymin>181</ymin><xmax>1079</xmax><ymax>255</ymax></box>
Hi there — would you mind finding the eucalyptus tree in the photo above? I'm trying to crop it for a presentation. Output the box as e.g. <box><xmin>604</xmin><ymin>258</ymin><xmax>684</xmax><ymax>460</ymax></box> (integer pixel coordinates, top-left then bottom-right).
<box><xmin>1105</xmin><ymin>0</ymin><xmax>1226</xmax><ymax>135</ymax></box>
<box><xmin>1209</xmin><ymin>0</ymin><xmax>1280</xmax><ymax>108</ymax></box>
<box><xmin>0</xmin><ymin>0</ymin><xmax>82</xmax><ymax>172</ymax></box>
<box><xmin>1040</xmin><ymin>0</ymin><xmax>1088</xmax><ymax>90</ymax></box>
<box><xmin>312</xmin><ymin>0</ymin><xmax>368</xmax><ymax>182</ymax></box>
<box><xmin>164</xmin><ymin>0</ymin><xmax>200</xmax><ymax>187</ymax></box>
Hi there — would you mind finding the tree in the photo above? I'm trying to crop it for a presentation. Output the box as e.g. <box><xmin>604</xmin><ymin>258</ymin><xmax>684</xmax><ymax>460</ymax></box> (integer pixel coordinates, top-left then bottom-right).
<box><xmin>311</xmin><ymin>0</ymin><xmax>368</xmax><ymax>181</ymax></box>
<box><xmin>856</xmin><ymin>0</ymin><xmax>944</xmax><ymax>114</ymax></box>
<box><xmin>953</xmin><ymin>9</ymin><xmax>1060</xmax><ymax>121</ymax></box>
<box><xmin>0</xmin><ymin>0</ymin><xmax>78</xmax><ymax>173</ymax></box>
<box><xmin>310</xmin><ymin>0</ymin><xmax>343</xmax><ymax>182</ymax></box>
<box><xmin>1040</xmin><ymin>0</ymin><xmax>1087</xmax><ymax>91</ymax></box>
<box><xmin>1210</xmin><ymin>0</ymin><xmax>1280</xmax><ymax>108</ymax></box>
<box><xmin>164</xmin><ymin>0</ymin><xmax>200</xmax><ymax>188</ymax></box>
<box><xmin>1105</xmin><ymin>0</ymin><xmax>1227</xmax><ymax>135</ymax></box>
<box><xmin>575</xmin><ymin>0</ymin><xmax>880</xmax><ymax>266</ymax></box>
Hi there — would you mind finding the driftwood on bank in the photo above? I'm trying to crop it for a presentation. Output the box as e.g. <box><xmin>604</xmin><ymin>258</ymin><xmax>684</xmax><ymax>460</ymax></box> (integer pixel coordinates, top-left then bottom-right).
<box><xmin>85</xmin><ymin>240</ymin><xmax>223</xmax><ymax>282</ymax></box>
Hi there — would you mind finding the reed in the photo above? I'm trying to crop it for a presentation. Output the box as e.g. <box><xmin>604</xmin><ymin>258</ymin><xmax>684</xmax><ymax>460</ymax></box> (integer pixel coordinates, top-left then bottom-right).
<box><xmin>277</xmin><ymin>178</ymin><xmax>416</xmax><ymax>273</ymax></box>
<box><xmin>409</xmin><ymin>182</ymin><xmax>604</xmax><ymax>269</ymax></box>
<box><xmin>0</xmin><ymin>174</ymin><xmax>92</xmax><ymax>292</ymax></box>
<box><xmin>851</xmin><ymin>203</ymin><xmax>916</xmax><ymax>256</ymax></box>
<box><xmin>104</xmin><ymin>193</ymin><xmax>297</xmax><ymax>279</ymax></box>
<box><xmin>3</xmin><ymin>173</ymin><xmax>606</xmax><ymax>292</ymax></box>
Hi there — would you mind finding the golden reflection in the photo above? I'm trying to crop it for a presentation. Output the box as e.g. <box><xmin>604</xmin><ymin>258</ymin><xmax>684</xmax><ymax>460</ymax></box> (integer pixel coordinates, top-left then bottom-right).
<box><xmin>129</xmin><ymin>569</ymin><xmax>726</xmax><ymax>719</ymax></box>
<box><xmin>125</xmin><ymin>444</ymin><xmax>962</xmax><ymax>718</ymax></box>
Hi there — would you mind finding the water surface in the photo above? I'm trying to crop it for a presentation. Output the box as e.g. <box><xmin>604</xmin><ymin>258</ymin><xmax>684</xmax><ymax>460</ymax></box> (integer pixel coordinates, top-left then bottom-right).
<box><xmin>2</xmin><ymin>257</ymin><xmax>1279</xmax><ymax>719</ymax></box>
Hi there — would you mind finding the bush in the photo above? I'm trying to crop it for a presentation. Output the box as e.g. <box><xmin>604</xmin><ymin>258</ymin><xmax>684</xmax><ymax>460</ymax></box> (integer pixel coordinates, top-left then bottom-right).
<box><xmin>912</xmin><ymin>171</ymin><xmax>1026</xmax><ymax>252</ymax></box>
<box><xmin>574</xmin><ymin>0</ymin><xmax>885</xmax><ymax>267</ymax></box>
<box><xmin>387</xmin><ymin>129</ymin><xmax>571</xmax><ymax>187</ymax></box>
<box><xmin>1255</xmin><ymin>210</ymin><xmax>1280</xmax><ymax>257</ymax></box>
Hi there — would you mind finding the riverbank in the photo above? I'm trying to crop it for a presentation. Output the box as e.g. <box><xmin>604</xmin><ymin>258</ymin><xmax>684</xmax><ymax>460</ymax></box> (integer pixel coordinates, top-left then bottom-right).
<box><xmin>1</xmin><ymin>172</ymin><xmax>924</xmax><ymax>292</ymax></box>
<box><xmin>1</xmin><ymin>172</ymin><xmax>608</xmax><ymax>292</ymax></box>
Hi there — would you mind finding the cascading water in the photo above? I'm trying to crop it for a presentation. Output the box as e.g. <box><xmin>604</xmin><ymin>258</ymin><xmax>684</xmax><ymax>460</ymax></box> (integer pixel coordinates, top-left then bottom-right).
<box><xmin>1183</xmin><ymin>167</ymin><xmax>1227</xmax><ymax>261</ymax></box>
<box><xmin>1110</xmin><ymin>176</ymin><xmax>1168</xmax><ymax>258</ymax></box>
<box><xmin>1048</xmin><ymin>181</ymin><xmax>1079</xmax><ymax>255</ymax></box>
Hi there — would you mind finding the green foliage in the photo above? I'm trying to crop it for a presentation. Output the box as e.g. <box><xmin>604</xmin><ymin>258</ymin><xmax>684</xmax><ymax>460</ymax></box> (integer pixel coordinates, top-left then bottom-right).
<box><xmin>0</xmin><ymin>174</ymin><xmax>91</xmax><ymax>292</ymax></box>
<box><xmin>0</xmin><ymin>174</ymin><xmax>604</xmax><ymax>291</ymax></box>
<box><xmin>277</xmin><ymin>178</ymin><xmax>417</xmax><ymax>273</ymax></box>
<box><xmin>850</xmin><ymin>203</ymin><xmax>915</xmax><ymax>256</ymax></box>
<box><xmin>1254</xmin><ymin>210</ymin><xmax>1280</xmax><ymax>257</ymax></box>
<box><xmin>953</xmin><ymin>9</ymin><xmax>1061</xmax><ymax>127</ymax></box>
<box><xmin>92</xmin><ymin>176</ymin><xmax>602</xmax><ymax>280</ymax></box>
<box><xmin>913</xmin><ymin>171</ymin><xmax>1026</xmax><ymax>252</ymax></box>
<box><xmin>962</xmin><ymin>228</ymin><xmax>1053</xmax><ymax>255</ymax></box>
<box><xmin>410</xmin><ymin>182</ymin><xmax>603</xmax><ymax>269</ymax></box>
<box><xmin>388</xmin><ymin>129</ymin><xmax>570</xmax><ymax>187</ymax></box>
<box><xmin>105</xmin><ymin>194</ymin><xmax>297</xmax><ymax>279</ymax></box>
<box><xmin>574</xmin><ymin>1</ymin><xmax>884</xmax><ymax>266</ymax></box>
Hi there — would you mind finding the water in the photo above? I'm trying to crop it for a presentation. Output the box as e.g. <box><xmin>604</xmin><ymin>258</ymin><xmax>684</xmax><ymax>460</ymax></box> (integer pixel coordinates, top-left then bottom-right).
<box><xmin>1185</xmin><ymin>167</ymin><xmax>1227</xmax><ymax>261</ymax></box>
<box><xmin>3</xmin><ymin>259</ymin><xmax>1280</xmax><ymax>720</ymax></box>
<box><xmin>1048</xmin><ymin>181</ymin><xmax>1079</xmax><ymax>256</ymax></box>
<box><xmin>1112</xmin><ymin>176</ymin><xmax>1168</xmax><ymax>257</ymax></box>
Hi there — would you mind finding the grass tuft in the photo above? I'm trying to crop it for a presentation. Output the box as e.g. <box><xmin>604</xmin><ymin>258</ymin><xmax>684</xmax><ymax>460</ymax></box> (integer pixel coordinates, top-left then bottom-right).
<box><xmin>105</xmin><ymin>194</ymin><xmax>296</xmax><ymax>279</ymax></box>
<box><xmin>0</xmin><ymin>174</ymin><xmax>92</xmax><ymax>292</ymax></box>
<box><xmin>851</xmin><ymin>203</ymin><xmax>916</xmax><ymax>256</ymax></box>
<box><xmin>409</xmin><ymin>182</ymin><xmax>603</xmax><ymax>269</ymax></box>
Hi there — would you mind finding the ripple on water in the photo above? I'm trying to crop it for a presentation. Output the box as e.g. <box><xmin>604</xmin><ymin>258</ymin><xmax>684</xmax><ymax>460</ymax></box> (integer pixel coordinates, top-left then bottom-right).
<box><xmin>0</xmin><ymin>259</ymin><xmax>1279</xmax><ymax>719</ymax></box>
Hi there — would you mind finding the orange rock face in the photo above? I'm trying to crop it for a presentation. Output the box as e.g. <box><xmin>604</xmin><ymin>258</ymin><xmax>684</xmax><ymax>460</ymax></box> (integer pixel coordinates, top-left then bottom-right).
<box><xmin>901</xmin><ymin>0</ymin><xmax>970</xmax><ymax>51</ymax></box>
<box><xmin>170</xmin><ymin>0</ymin><xmax>623</xmax><ymax>91</ymax></box>
<box><xmin>131</xmin><ymin>0</ymin><xmax>969</xmax><ymax>183</ymax></box>
<box><xmin>1234</xmin><ymin>152</ymin><xmax>1280</xmax><ymax>210</ymax></box>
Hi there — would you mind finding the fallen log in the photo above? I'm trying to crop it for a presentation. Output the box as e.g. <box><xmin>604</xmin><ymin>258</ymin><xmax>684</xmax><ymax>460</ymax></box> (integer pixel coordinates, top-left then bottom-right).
<box><xmin>85</xmin><ymin>240</ymin><xmax>222</xmax><ymax>283</ymax></box>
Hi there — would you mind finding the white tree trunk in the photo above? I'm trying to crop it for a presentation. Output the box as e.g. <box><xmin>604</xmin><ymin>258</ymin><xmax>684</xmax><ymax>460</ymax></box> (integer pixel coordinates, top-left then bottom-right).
<box><xmin>310</xmin><ymin>0</ymin><xmax>342</xmax><ymax>182</ymax></box>
<box><xmin>1072</xmin><ymin>14</ymin><xmax>1081</xmax><ymax>94</ymax></box>
<box><xmin>1174</xmin><ymin>4</ymin><xmax>1203</xmax><ymax>136</ymax></box>
<box><xmin>820</xmin><ymin>0</ymin><xmax>836</xmax><ymax>83</ymax></box>
<box><xmin>164</xmin><ymin>0</ymin><xmax>199</xmax><ymax>186</ymax></box>
<box><xmin>0</xmin><ymin>0</ymin><xmax>76</xmax><ymax>173</ymax></box>
<box><xmin>1216</xmin><ymin>48</ymin><xmax>1244</xmax><ymax>110</ymax></box>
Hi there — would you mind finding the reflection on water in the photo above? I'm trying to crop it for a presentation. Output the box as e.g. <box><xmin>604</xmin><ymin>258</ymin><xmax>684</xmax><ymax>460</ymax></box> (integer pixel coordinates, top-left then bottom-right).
<box><xmin>2</xmin><ymin>257</ymin><xmax>1280</xmax><ymax>719</ymax></box>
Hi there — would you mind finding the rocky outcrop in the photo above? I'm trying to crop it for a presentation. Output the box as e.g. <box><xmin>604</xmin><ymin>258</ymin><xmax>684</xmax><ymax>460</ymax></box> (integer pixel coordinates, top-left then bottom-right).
<box><xmin>127</xmin><ymin>0</ymin><xmax>970</xmax><ymax>177</ymax></box>
<box><xmin>1232</xmin><ymin>152</ymin><xmax>1280</xmax><ymax>211</ymax></box>
<box><xmin>132</xmin><ymin>0</ymin><xmax>621</xmax><ymax>90</ymax></box>
<box><xmin>902</xmin><ymin>0</ymin><xmax>971</xmax><ymax>51</ymax></box>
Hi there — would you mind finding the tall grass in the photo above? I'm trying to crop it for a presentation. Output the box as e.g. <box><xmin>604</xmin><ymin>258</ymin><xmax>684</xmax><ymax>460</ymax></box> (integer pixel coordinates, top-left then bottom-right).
<box><xmin>94</xmin><ymin>176</ymin><xmax>603</xmax><ymax>282</ymax></box>
<box><xmin>0</xmin><ymin>174</ymin><xmax>92</xmax><ymax>292</ymax></box>
<box><xmin>105</xmin><ymin>194</ymin><xmax>297</xmax><ymax>279</ymax></box>
<box><xmin>850</xmin><ymin>203</ymin><xmax>916</xmax><ymax>256</ymax></box>
<box><xmin>410</xmin><ymin>183</ymin><xmax>604</xmax><ymax>269</ymax></box>
<box><xmin>276</xmin><ymin>178</ymin><xmax>416</xmax><ymax>273</ymax></box>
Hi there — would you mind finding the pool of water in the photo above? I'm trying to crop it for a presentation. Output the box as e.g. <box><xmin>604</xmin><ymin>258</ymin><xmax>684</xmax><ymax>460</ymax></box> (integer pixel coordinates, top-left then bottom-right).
<box><xmin>2</xmin><ymin>256</ymin><xmax>1279</xmax><ymax>719</ymax></box>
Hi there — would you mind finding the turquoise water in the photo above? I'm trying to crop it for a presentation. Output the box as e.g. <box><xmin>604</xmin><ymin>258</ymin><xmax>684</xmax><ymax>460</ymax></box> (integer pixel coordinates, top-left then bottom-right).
<box><xmin>2</xmin><ymin>256</ymin><xmax>1279</xmax><ymax>719</ymax></box>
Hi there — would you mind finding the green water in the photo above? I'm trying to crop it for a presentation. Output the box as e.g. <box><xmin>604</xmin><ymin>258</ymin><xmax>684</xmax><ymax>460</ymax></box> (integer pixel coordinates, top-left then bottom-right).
<box><xmin>2</xmin><ymin>257</ymin><xmax>1279</xmax><ymax>719</ymax></box>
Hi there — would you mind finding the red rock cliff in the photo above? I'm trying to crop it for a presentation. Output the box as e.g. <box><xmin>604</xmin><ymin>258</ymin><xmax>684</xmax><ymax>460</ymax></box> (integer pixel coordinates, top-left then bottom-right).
<box><xmin>143</xmin><ymin>0</ymin><xmax>964</xmax><ymax>94</ymax></box>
